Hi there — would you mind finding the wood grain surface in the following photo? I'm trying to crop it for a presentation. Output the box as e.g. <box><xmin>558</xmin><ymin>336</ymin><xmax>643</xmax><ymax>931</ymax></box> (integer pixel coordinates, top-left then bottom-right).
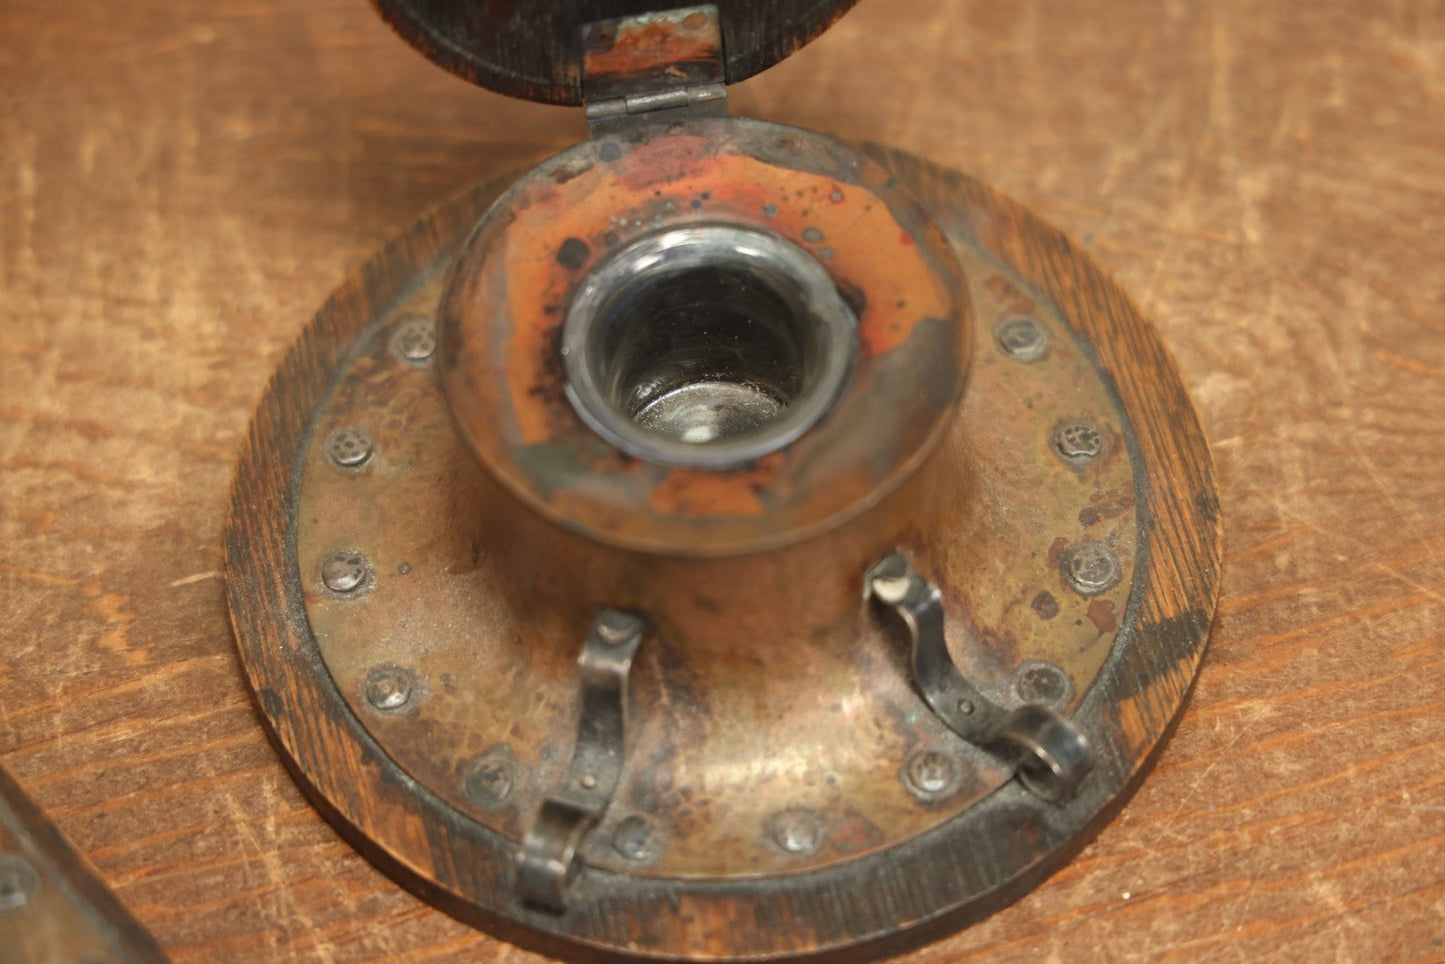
<box><xmin>369</xmin><ymin>0</ymin><xmax>860</xmax><ymax>105</ymax></box>
<box><xmin>1</xmin><ymin>0</ymin><xmax>1441</xmax><ymax>961</ymax></box>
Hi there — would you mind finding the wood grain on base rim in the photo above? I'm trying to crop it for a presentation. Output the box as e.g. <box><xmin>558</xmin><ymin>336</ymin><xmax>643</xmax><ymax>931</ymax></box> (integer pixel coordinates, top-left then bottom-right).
<box><xmin>223</xmin><ymin>146</ymin><xmax>1221</xmax><ymax>961</ymax></box>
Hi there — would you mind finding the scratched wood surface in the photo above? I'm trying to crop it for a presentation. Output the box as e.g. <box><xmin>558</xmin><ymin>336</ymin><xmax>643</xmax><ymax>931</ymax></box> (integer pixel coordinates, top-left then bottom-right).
<box><xmin>1</xmin><ymin>0</ymin><xmax>1441</xmax><ymax>961</ymax></box>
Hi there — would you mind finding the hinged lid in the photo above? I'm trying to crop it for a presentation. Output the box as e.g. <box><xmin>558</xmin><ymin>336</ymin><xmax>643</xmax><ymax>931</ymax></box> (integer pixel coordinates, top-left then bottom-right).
<box><xmin>370</xmin><ymin>0</ymin><xmax>860</xmax><ymax>106</ymax></box>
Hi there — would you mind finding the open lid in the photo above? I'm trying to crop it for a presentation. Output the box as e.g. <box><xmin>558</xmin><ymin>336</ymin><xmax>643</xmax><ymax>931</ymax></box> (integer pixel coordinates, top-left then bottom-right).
<box><xmin>370</xmin><ymin>1</ymin><xmax>861</xmax><ymax>106</ymax></box>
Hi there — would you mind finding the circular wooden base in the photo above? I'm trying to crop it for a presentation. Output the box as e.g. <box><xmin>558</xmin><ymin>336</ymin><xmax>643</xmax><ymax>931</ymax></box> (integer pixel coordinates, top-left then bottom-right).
<box><xmin>225</xmin><ymin>145</ymin><xmax>1221</xmax><ymax>961</ymax></box>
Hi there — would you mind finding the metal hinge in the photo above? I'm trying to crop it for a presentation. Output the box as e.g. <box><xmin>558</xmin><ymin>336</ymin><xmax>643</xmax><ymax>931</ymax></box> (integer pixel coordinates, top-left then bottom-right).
<box><xmin>867</xmin><ymin>552</ymin><xmax>1094</xmax><ymax>803</ymax></box>
<box><xmin>582</xmin><ymin>5</ymin><xmax>730</xmax><ymax>136</ymax></box>
<box><xmin>515</xmin><ymin>609</ymin><xmax>645</xmax><ymax>911</ymax></box>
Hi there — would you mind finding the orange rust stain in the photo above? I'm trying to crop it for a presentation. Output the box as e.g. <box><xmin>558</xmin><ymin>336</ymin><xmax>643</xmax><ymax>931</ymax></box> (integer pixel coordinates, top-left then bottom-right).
<box><xmin>830</xmin><ymin>812</ymin><xmax>883</xmax><ymax>852</ymax></box>
<box><xmin>1047</xmin><ymin>536</ymin><xmax>1069</xmax><ymax>567</ymax></box>
<box><xmin>585</xmin><ymin>22</ymin><xmax>716</xmax><ymax>80</ymax></box>
<box><xmin>1087</xmin><ymin>598</ymin><xmax>1119</xmax><ymax>633</ymax></box>
<box><xmin>1080</xmin><ymin>489</ymin><xmax>1136</xmax><ymax>527</ymax></box>
<box><xmin>648</xmin><ymin>461</ymin><xmax>778</xmax><ymax>519</ymax></box>
<box><xmin>498</xmin><ymin>226</ymin><xmax>573</xmax><ymax>447</ymax></box>
<box><xmin>697</xmin><ymin>159</ymin><xmax>953</xmax><ymax>357</ymax></box>
<box><xmin>491</xmin><ymin>143</ymin><xmax>958</xmax><ymax>449</ymax></box>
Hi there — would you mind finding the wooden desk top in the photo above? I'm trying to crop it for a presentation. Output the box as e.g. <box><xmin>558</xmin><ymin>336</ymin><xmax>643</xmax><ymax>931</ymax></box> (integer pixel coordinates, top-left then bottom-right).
<box><xmin>2</xmin><ymin>1</ymin><xmax>1441</xmax><ymax>959</ymax></box>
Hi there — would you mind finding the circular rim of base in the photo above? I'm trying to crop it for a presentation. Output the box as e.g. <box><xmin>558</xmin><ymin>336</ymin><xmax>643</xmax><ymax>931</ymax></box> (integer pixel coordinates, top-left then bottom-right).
<box><xmin>224</xmin><ymin>145</ymin><xmax>1221</xmax><ymax>961</ymax></box>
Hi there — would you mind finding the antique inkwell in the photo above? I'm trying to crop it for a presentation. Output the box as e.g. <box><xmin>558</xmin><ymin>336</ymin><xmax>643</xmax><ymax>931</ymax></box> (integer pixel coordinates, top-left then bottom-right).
<box><xmin>225</xmin><ymin>2</ymin><xmax>1221</xmax><ymax>958</ymax></box>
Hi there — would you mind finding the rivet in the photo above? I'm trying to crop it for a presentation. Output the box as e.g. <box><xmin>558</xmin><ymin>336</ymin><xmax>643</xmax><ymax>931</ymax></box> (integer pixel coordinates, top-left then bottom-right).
<box><xmin>364</xmin><ymin>666</ymin><xmax>415</xmax><ymax>712</ymax></box>
<box><xmin>1015</xmin><ymin>662</ymin><xmax>1071</xmax><ymax>706</ymax></box>
<box><xmin>1054</xmin><ymin>420</ymin><xmax>1104</xmax><ymax>461</ymax></box>
<box><xmin>767</xmin><ymin>808</ymin><xmax>822</xmax><ymax>855</ymax></box>
<box><xmin>612</xmin><ymin>816</ymin><xmax>657</xmax><ymax>862</ymax></box>
<box><xmin>0</xmin><ymin>855</ymin><xmax>39</xmax><ymax>912</ymax></box>
<box><xmin>325</xmin><ymin>427</ymin><xmax>374</xmax><ymax>468</ymax></box>
<box><xmin>391</xmin><ymin>315</ymin><xmax>436</xmax><ymax>363</ymax></box>
<box><xmin>867</xmin><ymin>553</ymin><xmax>912</xmax><ymax>605</ymax></box>
<box><xmin>579</xmin><ymin>773</ymin><xmax>598</xmax><ymax>790</ymax></box>
<box><xmin>904</xmin><ymin>749</ymin><xmax>958</xmax><ymax>798</ymax></box>
<box><xmin>463</xmin><ymin>747</ymin><xmax>516</xmax><ymax>809</ymax></box>
<box><xmin>1061</xmin><ymin>542</ymin><xmax>1122</xmax><ymax>595</ymax></box>
<box><xmin>956</xmin><ymin>697</ymin><xmax>975</xmax><ymax>716</ymax></box>
<box><xmin>320</xmin><ymin>550</ymin><xmax>370</xmax><ymax>596</ymax></box>
<box><xmin>596</xmin><ymin>610</ymin><xmax>641</xmax><ymax>646</ymax></box>
<box><xmin>994</xmin><ymin>317</ymin><xmax>1049</xmax><ymax>362</ymax></box>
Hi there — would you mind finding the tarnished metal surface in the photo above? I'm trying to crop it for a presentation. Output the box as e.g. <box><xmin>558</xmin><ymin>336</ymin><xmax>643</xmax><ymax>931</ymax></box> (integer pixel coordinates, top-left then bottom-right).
<box><xmin>0</xmin><ymin>767</ymin><xmax>168</xmax><ymax>964</ymax></box>
<box><xmin>439</xmin><ymin>117</ymin><xmax>970</xmax><ymax>557</ymax></box>
<box><xmin>296</xmin><ymin>230</ymin><xmax>1139</xmax><ymax>880</ymax></box>
<box><xmin>582</xmin><ymin>5</ymin><xmax>728</xmax><ymax>132</ymax></box>
<box><xmin>584</xmin><ymin>6</ymin><xmax>723</xmax><ymax>96</ymax></box>
<box><xmin>866</xmin><ymin>551</ymin><xmax>1094</xmax><ymax>804</ymax></box>
<box><xmin>516</xmin><ymin>609</ymin><xmax>644</xmax><ymax>910</ymax></box>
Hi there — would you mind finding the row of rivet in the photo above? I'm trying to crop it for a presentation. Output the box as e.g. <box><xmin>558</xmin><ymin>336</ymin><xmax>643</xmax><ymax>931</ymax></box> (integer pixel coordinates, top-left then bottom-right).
<box><xmin>320</xmin><ymin>314</ymin><xmax>436</xmax><ymax>475</ymax></box>
<box><xmin>853</xmin><ymin>317</ymin><xmax>1119</xmax><ymax>818</ymax></box>
<box><xmin>314</xmin><ymin>312</ymin><xmax>1121</xmax><ymax>864</ymax></box>
<box><xmin>317</xmin><ymin>315</ymin><xmax>435</xmax><ymax>597</ymax></box>
<box><xmin>997</xmin><ymin>315</ymin><xmax>1122</xmax><ymax>596</ymax></box>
